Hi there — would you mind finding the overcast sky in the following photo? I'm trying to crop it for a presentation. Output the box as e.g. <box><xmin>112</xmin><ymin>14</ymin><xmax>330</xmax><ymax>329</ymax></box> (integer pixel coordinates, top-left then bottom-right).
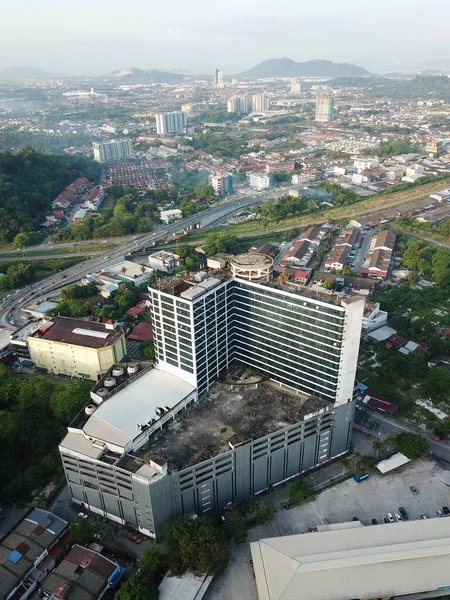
<box><xmin>1</xmin><ymin>0</ymin><xmax>449</xmax><ymax>75</ymax></box>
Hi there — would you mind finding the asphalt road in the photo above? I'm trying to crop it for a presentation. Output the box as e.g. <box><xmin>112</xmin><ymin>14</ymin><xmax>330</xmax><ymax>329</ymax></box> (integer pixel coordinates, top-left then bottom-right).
<box><xmin>366</xmin><ymin>411</ymin><xmax>450</xmax><ymax>464</ymax></box>
<box><xmin>0</xmin><ymin>191</ymin><xmax>278</xmax><ymax>329</ymax></box>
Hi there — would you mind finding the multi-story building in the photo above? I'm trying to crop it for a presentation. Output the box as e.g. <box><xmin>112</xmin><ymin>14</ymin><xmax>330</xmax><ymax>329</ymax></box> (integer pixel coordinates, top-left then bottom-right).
<box><xmin>160</xmin><ymin>208</ymin><xmax>183</xmax><ymax>224</ymax></box>
<box><xmin>92</xmin><ymin>140</ymin><xmax>133</xmax><ymax>163</ymax></box>
<box><xmin>249</xmin><ymin>172</ymin><xmax>272</xmax><ymax>190</ymax></box>
<box><xmin>290</xmin><ymin>79</ymin><xmax>302</xmax><ymax>93</ymax></box>
<box><xmin>181</xmin><ymin>104</ymin><xmax>194</xmax><ymax>117</ymax></box>
<box><xmin>28</xmin><ymin>317</ymin><xmax>126</xmax><ymax>380</ymax></box>
<box><xmin>155</xmin><ymin>111</ymin><xmax>188</xmax><ymax>136</ymax></box>
<box><xmin>315</xmin><ymin>96</ymin><xmax>334</xmax><ymax>122</ymax></box>
<box><xmin>252</xmin><ymin>93</ymin><xmax>270</xmax><ymax>112</ymax></box>
<box><xmin>148</xmin><ymin>250</ymin><xmax>183</xmax><ymax>273</ymax></box>
<box><xmin>266</xmin><ymin>161</ymin><xmax>296</xmax><ymax>174</ymax></box>
<box><xmin>209</xmin><ymin>173</ymin><xmax>233</xmax><ymax>195</ymax></box>
<box><xmin>227</xmin><ymin>95</ymin><xmax>249</xmax><ymax>113</ymax></box>
<box><xmin>59</xmin><ymin>255</ymin><xmax>364</xmax><ymax>538</ymax></box>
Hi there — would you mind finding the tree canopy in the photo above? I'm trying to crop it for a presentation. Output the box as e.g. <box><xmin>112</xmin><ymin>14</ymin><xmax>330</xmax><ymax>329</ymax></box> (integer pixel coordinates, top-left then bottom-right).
<box><xmin>0</xmin><ymin>147</ymin><xmax>99</xmax><ymax>242</ymax></box>
<box><xmin>393</xmin><ymin>432</ymin><xmax>428</xmax><ymax>459</ymax></box>
<box><xmin>163</xmin><ymin>515</ymin><xmax>229</xmax><ymax>576</ymax></box>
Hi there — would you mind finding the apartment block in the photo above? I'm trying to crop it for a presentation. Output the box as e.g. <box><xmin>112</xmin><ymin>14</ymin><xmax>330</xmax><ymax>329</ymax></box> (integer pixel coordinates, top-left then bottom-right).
<box><xmin>249</xmin><ymin>172</ymin><xmax>272</xmax><ymax>190</ymax></box>
<box><xmin>155</xmin><ymin>111</ymin><xmax>188</xmax><ymax>136</ymax></box>
<box><xmin>60</xmin><ymin>255</ymin><xmax>364</xmax><ymax>538</ymax></box>
<box><xmin>92</xmin><ymin>140</ymin><xmax>133</xmax><ymax>163</ymax></box>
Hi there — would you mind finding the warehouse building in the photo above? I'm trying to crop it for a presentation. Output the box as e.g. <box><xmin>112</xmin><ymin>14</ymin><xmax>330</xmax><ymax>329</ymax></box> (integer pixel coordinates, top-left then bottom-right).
<box><xmin>251</xmin><ymin>519</ymin><xmax>450</xmax><ymax>600</ymax></box>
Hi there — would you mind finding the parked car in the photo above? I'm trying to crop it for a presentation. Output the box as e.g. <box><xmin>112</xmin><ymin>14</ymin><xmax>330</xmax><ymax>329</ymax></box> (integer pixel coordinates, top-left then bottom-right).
<box><xmin>371</xmin><ymin>518</ymin><xmax>378</xmax><ymax>525</ymax></box>
<box><xmin>443</xmin><ymin>506</ymin><xmax>450</xmax><ymax>515</ymax></box>
<box><xmin>129</xmin><ymin>534</ymin><xmax>142</xmax><ymax>544</ymax></box>
<box><xmin>399</xmin><ymin>507</ymin><xmax>409</xmax><ymax>520</ymax></box>
<box><xmin>395</xmin><ymin>513</ymin><xmax>403</xmax><ymax>522</ymax></box>
<box><xmin>382</xmin><ymin>517</ymin><xmax>388</xmax><ymax>524</ymax></box>
<box><xmin>410</xmin><ymin>486</ymin><xmax>418</xmax><ymax>495</ymax></box>
<box><xmin>386</xmin><ymin>513</ymin><xmax>395</xmax><ymax>523</ymax></box>
<box><xmin>437</xmin><ymin>509</ymin><xmax>444</xmax><ymax>517</ymax></box>
<box><xmin>420</xmin><ymin>514</ymin><xmax>428</xmax><ymax>519</ymax></box>
<box><xmin>78</xmin><ymin>512</ymin><xmax>88</xmax><ymax>519</ymax></box>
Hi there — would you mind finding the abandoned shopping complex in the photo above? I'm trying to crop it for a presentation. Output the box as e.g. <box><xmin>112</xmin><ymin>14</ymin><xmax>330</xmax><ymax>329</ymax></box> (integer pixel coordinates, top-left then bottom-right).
<box><xmin>60</xmin><ymin>253</ymin><xmax>364</xmax><ymax>537</ymax></box>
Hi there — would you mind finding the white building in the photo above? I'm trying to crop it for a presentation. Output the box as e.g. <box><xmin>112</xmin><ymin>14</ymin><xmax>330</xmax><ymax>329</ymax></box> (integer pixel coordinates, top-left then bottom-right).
<box><xmin>148</xmin><ymin>250</ymin><xmax>182</xmax><ymax>273</ymax></box>
<box><xmin>181</xmin><ymin>104</ymin><xmax>194</xmax><ymax>117</ymax></box>
<box><xmin>155</xmin><ymin>111</ymin><xmax>188</xmax><ymax>136</ymax></box>
<box><xmin>252</xmin><ymin>93</ymin><xmax>270</xmax><ymax>112</ymax></box>
<box><xmin>249</xmin><ymin>172</ymin><xmax>272</xmax><ymax>190</ymax></box>
<box><xmin>209</xmin><ymin>174</ymin><xmax>233</xmax><ymax>195</ymax></box>
<box><xmin>362</xmin><ymin>301</ymin><xmax>388</xmax><ymax>333</ymax></box>
<box><xmin>354</xmin><ymin>157</ymin><xmax>378</xmax><ymax>172</ymax></box>
<box><xmin>227</xmin><ymin>95</ymin><xmax>248</xmax><ymax>113</ymax></box>
<box><xmin>160</xmin><ymin>208</ymin><xmax>183</xmax><ymax>224</ymax></box>
<box><xmin>315</xmin><ymin>96</ymin><xmax>334</xmax><ymax>122</ymax></box>
<box><xmin>93</xmin><ymin>139</ymin><xmax>133</xmax><ymax>163</ymax></box>
<box><xmin>290</xmin><ymin>79</ymin><xmax>302</xmax><ymax>93</ymax></box>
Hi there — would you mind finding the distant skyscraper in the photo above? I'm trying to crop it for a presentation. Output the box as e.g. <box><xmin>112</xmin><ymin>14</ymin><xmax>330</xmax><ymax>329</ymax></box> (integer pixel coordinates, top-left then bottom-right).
<box><xmin>213</xmin><ymin>67</ymin><xmax>220</xmax><ymax>85</ymax></box>
<box><xmin>217</xmin><ymin>70</ymin><xmax>224</xmax><ymax>86</ymax></box>
<box><xmin>290</xmin><ymin>79</ymin><xmax>302</xmax><ymax>93</ymax></box>
<box><xmin>92</xmin><ymin>139</ymin><xmax>133</xmax><ymax>163</ymax></box>
<box><xmin>315</xmin><ymin>96</ymin><xmax>334</xmax><ymax>122</ymax></box>
<box><xmin>155</xmin><ymin>111</ymin><xmax>188</xmax><ymax>136</ymax></box>
<box><xmin>252</xmin><ymin>93</ymin><xmax>270</xmax><ymax>113</ymax></box>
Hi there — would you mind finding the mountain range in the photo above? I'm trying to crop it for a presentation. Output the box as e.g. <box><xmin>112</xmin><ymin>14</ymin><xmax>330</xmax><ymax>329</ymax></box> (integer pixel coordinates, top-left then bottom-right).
<box><xmin>241</xmin><ymin>58</ymin><xmax>370</xmax><ymax>78</ymax></box>
<box><xmin>0</xmin><ymin>66</ymin><xmax>57</xmax><ymax>80</ymax></box>
<box><xmin>103</xmin><ymin>67</ymin><xmax>184</xmax><ymax>84</ymax></box>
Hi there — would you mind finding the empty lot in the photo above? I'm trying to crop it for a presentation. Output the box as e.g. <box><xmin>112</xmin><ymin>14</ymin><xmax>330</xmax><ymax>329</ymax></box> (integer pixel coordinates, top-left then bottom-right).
<box><xmin>205</xmin><ymin>459</ymin><xmax>450</xmax><ymax>600</ymax></box>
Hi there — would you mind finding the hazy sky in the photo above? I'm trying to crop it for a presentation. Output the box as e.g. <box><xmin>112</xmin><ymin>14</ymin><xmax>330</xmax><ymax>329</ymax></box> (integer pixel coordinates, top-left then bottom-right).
<box><xmin>1</xmin><ymin>0</ymin><xmax>449</xmax><ymax>75</ymax></box>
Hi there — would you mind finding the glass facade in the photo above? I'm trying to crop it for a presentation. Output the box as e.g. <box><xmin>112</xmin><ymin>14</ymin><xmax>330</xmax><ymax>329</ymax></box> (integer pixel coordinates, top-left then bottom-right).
<box><xmin>149</xmin><ymin>279</ymin><xmax>349</xmax><ymax>401</ymax></box>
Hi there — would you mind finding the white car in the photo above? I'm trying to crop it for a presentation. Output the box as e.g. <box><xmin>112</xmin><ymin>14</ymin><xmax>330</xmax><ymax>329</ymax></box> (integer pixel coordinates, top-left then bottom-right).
<box><xmin>386</xmin><ymin>513</ymin><xmax>395</xmax><ymax>523</ymax></box>
<box><xmin>395</xmin><ymin>513</ymin><xmax>403</xmax><ymax>522</ymax></box>
<box><xmin>78</xmin><ymin>512</ymin><xmax>88</xmax><ymax>519</ymax></box>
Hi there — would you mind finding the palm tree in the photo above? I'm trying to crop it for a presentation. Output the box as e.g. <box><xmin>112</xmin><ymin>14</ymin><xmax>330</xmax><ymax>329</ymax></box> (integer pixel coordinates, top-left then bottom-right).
<box><xmin>102</xmin><ymin>526</ymin><xmax>116</xmax><ymax>545</ymax></box>
<box><xmin>121</xmin><ymin>266</ymin><xmax>127</xmax><ymax>276</ymax></box>
<box><xmin>351</xmin><ymin>450</ymin><xmax>361</xmax><ymax>471</ymax></box>
<box><xmin>385</xmin><ymin>435</ymin><xmax>397</xmax><ymax>451</ymax></box>
<box><xmin>339</xmin><ymin>455</ymin><xmax>351</xmax><ymax>476</ymax></box>
<box><xmin>140</xmin><ymin>264</ymin><xmax>146</xmax><ymax>274</ymax></box>
<box><xmin>372</xmin><ymin>439</ymin><xmax>385</xmax><ymax>458</ymax></box>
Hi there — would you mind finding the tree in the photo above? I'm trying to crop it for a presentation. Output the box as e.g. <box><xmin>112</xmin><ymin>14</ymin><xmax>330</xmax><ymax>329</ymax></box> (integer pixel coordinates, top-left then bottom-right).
<box><xmin>115</xmin><ymin>577</ymin><xmax>159</xmax><ymax>600</ymax></box>
<box><xmin>393</xmin><ymin>432</ymin><xmax>428</xmax><ymax>459</ymax></box>
<box><xmin>49</xmin><ymin>380</ymin><xmax>92</xmax><ymax>423</ymax></box>
<box><xmin>139</xmin><ymin>340</ymin><xmax>155</xmax><ymax>361</ymax></box>
<box><xmin>323</xmin><ymin>278</ymin><xmax>336</xmax><ymax>290</ymax></box>
<box><xmin>140</xmin><ymin>264</ymin><xmax>147</xmax><ymax>274</ymax></box>
<box><xmin>255</xmin><ymin>503</ymin><xmax>275</xmax><ymax>526</ymax></box>
<box><xmin>121</xmin><ymin>266</ymin><xmax>128</xmax><ymax>275</ymax></box>
<box><xmin>69</xmin><ymin>520</ymin><xmax>96</xmax><ymax>545</ymax></box>
<box><xmin>289</xmin><ymin>480</ymin><xmax>311</xmax><ymax>505</ymax></box>
<box><xmin>372</xmin><ymin>439</ymin><xmax>385</xmax><ymax>458</ymax></box>
<box><xmin>225</xmin><ymin>517</ymin><xmax>248</xmax><ymax>544</ymax></box>
<box><xmin>163</xmin><ymin>515</ymin><xmax>229</xmax><ymax>576</ymax></box>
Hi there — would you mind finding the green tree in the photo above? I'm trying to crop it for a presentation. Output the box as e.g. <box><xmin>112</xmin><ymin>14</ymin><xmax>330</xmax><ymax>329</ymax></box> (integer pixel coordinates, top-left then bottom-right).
<box><xmin>393</xmin><ymin>432</ymin><xmax>428</xmax><ymax>459</ymax></box>
<box><xmin>339</xmin><ymin>455</ymin><xmax>351</xmax><ymax>476</ymax></box>
<box><xmin>372</xmin><ymin>439</ymin><xmax>385</xmax><ymax>458</ymax></box>
<box><xmin>255</xmin><ymin>503</ymin><xmax>275</xmax><ymax>526</ymax></box>
<box><xmin>163</xmin><ymin>515</ymin><xmax>229</xmax><ymax>576</ymax></box>
<box><xmin>115</xmin><ymin>577</ymin><xmax>159</xmax><ymax>600</ymax></box>
<box><xmin>225</xmin><ymin>517</ymin><xmax>248</xmax><ymax>544</ymax></box>
<box><xmin>139</xmin><ymin>340</ymin><xmax>155</xmax><ymax>361</ymax></box>
<box><xmin>69</xmin><ymin>520</ymin><xmax>97</xmax><ymax>545</ymax></box>
<box><xmin>289</xmin><ymin>480</ymin><xmax>311</xmax><ymax>505</ymax></box>
<box><xmin>49</xmin><ymin>380</ymin><xmax>92</xmax><ymax>424</ymax></box>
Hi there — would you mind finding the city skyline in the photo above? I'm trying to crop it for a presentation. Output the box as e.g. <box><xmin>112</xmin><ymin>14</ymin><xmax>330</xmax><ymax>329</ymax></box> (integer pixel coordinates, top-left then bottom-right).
<box><xmin>2</xmin><ymin>0</ymin><xmax>450</xmax><ymax>75</ymax></box>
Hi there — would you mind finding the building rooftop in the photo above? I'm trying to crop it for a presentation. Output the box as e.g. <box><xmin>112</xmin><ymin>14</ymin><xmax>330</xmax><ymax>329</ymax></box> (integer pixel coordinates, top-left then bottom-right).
<box><xmin>0</xmin><ymin>509</ymin><xmax>67</xmax><ymax>600</ymax></box>
<box><xmin>230</xmin><ymin>252</ymin><xmax>273</xmax><ymax>270</ymax></box>
<box><xmin>250</xmin><ymin>518</ymin><xmax>450</xmax><ymax>600</ymax></box>
<box><xmin>30</xmin><ymin>317</ymin><xmax>124</xmax><ymax>349</ymax></box>
<box><xmin>139</xmin><ymin>376</ymin><xmax>329</xmax><ymax>471</ymax></box>
<box><xmin>41</xmin><ymin>544</ymin><xmax>121</xmax><ymax>600</ymax></box>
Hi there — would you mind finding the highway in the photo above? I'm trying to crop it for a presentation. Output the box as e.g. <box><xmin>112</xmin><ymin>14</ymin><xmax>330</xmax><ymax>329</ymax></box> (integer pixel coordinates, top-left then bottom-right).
<box><xmin>0</xmin><ymin>190</ymin><xmax>279</xmax><ymax>329</ymax></box>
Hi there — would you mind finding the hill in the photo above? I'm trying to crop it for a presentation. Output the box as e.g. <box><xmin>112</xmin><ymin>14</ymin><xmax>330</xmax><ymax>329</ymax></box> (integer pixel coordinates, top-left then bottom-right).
<box><xmin>0</xmin><ymin>147</ymin><xmax>99</xmax><ymax>242</ymax></box>
<box><xmin>241</xmin><ymin>58</ymin><xmax>370</xmax><ymax>78</ymax></box>
<box><xmin>104</xmin><ymin>66</ymin><xmax>184</xmax><ymax>84</ymax></box>
<box><xmin>0</xmin><ymin>66</ymin><xmax>57</xmax><ymax>80</ymax></box>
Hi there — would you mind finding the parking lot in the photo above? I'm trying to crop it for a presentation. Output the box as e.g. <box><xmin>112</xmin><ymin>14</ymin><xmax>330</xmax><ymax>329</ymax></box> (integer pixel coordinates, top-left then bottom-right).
<box><xmin>205</xmin><ymin>459</ymin><xmax>450</xmax><ymax>600</ymax></box>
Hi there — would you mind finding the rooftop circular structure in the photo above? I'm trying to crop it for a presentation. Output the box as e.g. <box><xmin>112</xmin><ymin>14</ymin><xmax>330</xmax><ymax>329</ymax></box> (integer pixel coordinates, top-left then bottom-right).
<box><xmin>230</xmin><ymin>253</ymin><xmax>273</xmax><ymax>283</ymax></box>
